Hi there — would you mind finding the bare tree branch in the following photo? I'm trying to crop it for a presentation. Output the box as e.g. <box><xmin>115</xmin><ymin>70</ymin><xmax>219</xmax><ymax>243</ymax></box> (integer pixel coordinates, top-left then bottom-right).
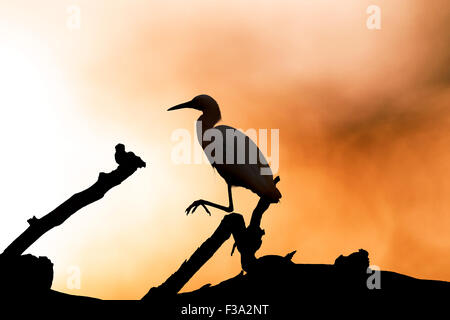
<box><xmin>2</xmin><ymin>144</ymin><xmax>146</xmax><ymax>257</ymax></box>
<box><xmin>143</xmin><ymin>177</ymin><xmax>280</xmax><ymax>299</ymax></box>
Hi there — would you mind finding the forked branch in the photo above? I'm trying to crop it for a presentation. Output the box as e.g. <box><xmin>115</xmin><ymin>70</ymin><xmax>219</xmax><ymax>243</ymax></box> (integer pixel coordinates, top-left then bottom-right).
<box><xmin>144</xmin><ymin>177</ymin><xmax>280</xmax><ymax>299</ymax></box>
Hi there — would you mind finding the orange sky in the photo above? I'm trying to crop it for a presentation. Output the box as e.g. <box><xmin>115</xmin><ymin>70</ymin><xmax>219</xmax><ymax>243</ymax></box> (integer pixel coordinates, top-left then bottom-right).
<box><xmin>0</xmin><ymin>0</ymin><xmax>449</xmax><ymax>299</ymax></box>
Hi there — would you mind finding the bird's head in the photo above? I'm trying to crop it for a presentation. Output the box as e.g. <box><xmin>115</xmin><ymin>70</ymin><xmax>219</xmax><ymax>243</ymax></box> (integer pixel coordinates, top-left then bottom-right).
<box><xmin>168</xmin><ymin>94</ymin><xmax>220</xmax><ymax>114</ymax></box>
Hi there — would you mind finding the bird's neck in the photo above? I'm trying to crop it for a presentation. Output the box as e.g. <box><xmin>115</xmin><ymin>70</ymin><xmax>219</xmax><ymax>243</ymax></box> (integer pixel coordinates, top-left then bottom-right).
<box><xmin>196</xmin><ymin>108</ymin><xmax>221</xmax><ymax>146</ymax></box>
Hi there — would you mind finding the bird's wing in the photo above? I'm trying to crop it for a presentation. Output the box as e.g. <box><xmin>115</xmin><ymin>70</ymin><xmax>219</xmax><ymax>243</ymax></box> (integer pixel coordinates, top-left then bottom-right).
<box><xmin>208</xmin><ymin>125</ymin><xmax>280</xmax><ymax>202</ymax></box>
<box><xmin>213</xmin><ymin>125</ymin><xmax>270</xmax><ymax>170</ymax></box>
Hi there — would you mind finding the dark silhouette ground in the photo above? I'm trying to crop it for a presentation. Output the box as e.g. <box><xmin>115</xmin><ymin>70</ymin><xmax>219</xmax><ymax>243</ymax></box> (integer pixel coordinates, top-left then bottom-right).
<box><xmin>1</xmin><ymin>249</ymin><xmax>448</xmax><ymax>317</ymax></box>
<box><xmin>1</xmin><ymin>144</ymin><xmax>448</xmax><ymax>316</ymax></box>
<box><xmin>147</xmin><ymin>249</ymin><xmax>450</xmax><ymax>316</ymax></box>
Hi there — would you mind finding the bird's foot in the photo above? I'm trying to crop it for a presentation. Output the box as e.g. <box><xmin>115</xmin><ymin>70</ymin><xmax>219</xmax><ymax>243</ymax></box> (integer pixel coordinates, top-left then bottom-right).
<box><xmin>185</xmin><ymin>200</ymin><xmax>211</xmax><ymax>216</ymax></box>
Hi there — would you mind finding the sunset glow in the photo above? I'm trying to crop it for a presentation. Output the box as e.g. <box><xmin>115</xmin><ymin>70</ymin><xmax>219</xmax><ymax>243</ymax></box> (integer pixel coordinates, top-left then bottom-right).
<box><xmin>0</xmin><ymin>0</ymin><xmax>449</xmax><ymax>299</ymax></box>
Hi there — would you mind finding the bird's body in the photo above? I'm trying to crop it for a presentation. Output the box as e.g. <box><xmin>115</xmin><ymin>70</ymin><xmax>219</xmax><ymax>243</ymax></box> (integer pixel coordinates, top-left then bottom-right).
<box><xmin>209</xmin><ymin>125</ymin><xmax>281</xmax><ymax>202</ymax></box>
<box><xmin>168</xmin><ymin>94</ymin><xmax>281</xmax><ymax>215</ymax></box>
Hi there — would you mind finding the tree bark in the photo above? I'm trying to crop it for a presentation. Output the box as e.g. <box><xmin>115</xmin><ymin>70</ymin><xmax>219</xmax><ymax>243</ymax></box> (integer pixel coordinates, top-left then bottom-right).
<box><xmin>2</xmin><ymin>144</ymin><xmax>146</xmax><ymax>257</ymax></box>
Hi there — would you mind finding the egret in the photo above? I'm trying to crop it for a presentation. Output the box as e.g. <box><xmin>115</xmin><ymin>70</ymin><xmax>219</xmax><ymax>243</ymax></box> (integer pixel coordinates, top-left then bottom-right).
<box><xmin>168</xmin><ymin>95</ymin><xmax>281</xmax><ymax>215</ymax></box>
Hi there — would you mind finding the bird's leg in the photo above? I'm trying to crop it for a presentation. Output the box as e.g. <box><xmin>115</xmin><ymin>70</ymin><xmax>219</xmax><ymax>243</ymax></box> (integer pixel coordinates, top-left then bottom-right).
<box><xmin>186</xmin><ymin>184</ymin><xmax>234</xmax><ymax>216</ymax></box>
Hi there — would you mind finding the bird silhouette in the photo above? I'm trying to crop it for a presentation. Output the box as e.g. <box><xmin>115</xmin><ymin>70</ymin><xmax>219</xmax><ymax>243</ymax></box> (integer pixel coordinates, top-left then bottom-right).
<box><xmin>168</xmin><ymin>94</ymin><xmax>281</xmax><ymax>215</ymax></box>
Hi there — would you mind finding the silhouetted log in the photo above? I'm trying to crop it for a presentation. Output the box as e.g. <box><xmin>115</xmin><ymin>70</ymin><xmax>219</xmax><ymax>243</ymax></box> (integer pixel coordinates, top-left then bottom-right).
<box><xmin>0</xmin><ymin>254</ymin><xmax>54</xmax><ymax>299</ymax></box>
<box><xmin>2</xmin><ymin>144</ymin><xmax>145</xmax><ymax>257</ymax></box>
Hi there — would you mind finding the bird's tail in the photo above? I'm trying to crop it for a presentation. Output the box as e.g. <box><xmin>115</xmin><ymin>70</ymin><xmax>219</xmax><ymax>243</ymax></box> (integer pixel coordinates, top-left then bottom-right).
<box><xmin>266</xmin><ymin>176</ymin><xmax>282</xmax><ymax>203</ymax></box>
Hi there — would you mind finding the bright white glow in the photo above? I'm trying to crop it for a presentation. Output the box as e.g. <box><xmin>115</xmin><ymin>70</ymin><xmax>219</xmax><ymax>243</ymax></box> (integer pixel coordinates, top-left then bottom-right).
<box><xmin>0</xmin><ymin>38</ymin><xmax>74</xmax><ymax>251</ymax></box>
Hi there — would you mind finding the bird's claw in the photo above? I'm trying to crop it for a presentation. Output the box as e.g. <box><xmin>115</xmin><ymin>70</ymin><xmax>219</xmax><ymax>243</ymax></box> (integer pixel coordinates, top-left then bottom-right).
<box><xmin>185</xmin><ymin>200</ymin><xmax>211</xmax><ymax>216</ymax></box>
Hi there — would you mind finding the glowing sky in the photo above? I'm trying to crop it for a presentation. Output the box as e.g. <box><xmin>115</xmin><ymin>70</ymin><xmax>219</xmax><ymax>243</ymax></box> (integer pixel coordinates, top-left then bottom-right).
<box><xmin>0</xmin><ymin>0</ymin><xmax>449</xmax><ymax>299</ymax></box>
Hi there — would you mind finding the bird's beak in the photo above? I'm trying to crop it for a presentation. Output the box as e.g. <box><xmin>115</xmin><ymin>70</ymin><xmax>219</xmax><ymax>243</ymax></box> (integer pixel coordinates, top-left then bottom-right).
<box><xmin>167</xmin><ymin>100</ymin><xmax>199</xmax><ymax>111</ymax></box>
